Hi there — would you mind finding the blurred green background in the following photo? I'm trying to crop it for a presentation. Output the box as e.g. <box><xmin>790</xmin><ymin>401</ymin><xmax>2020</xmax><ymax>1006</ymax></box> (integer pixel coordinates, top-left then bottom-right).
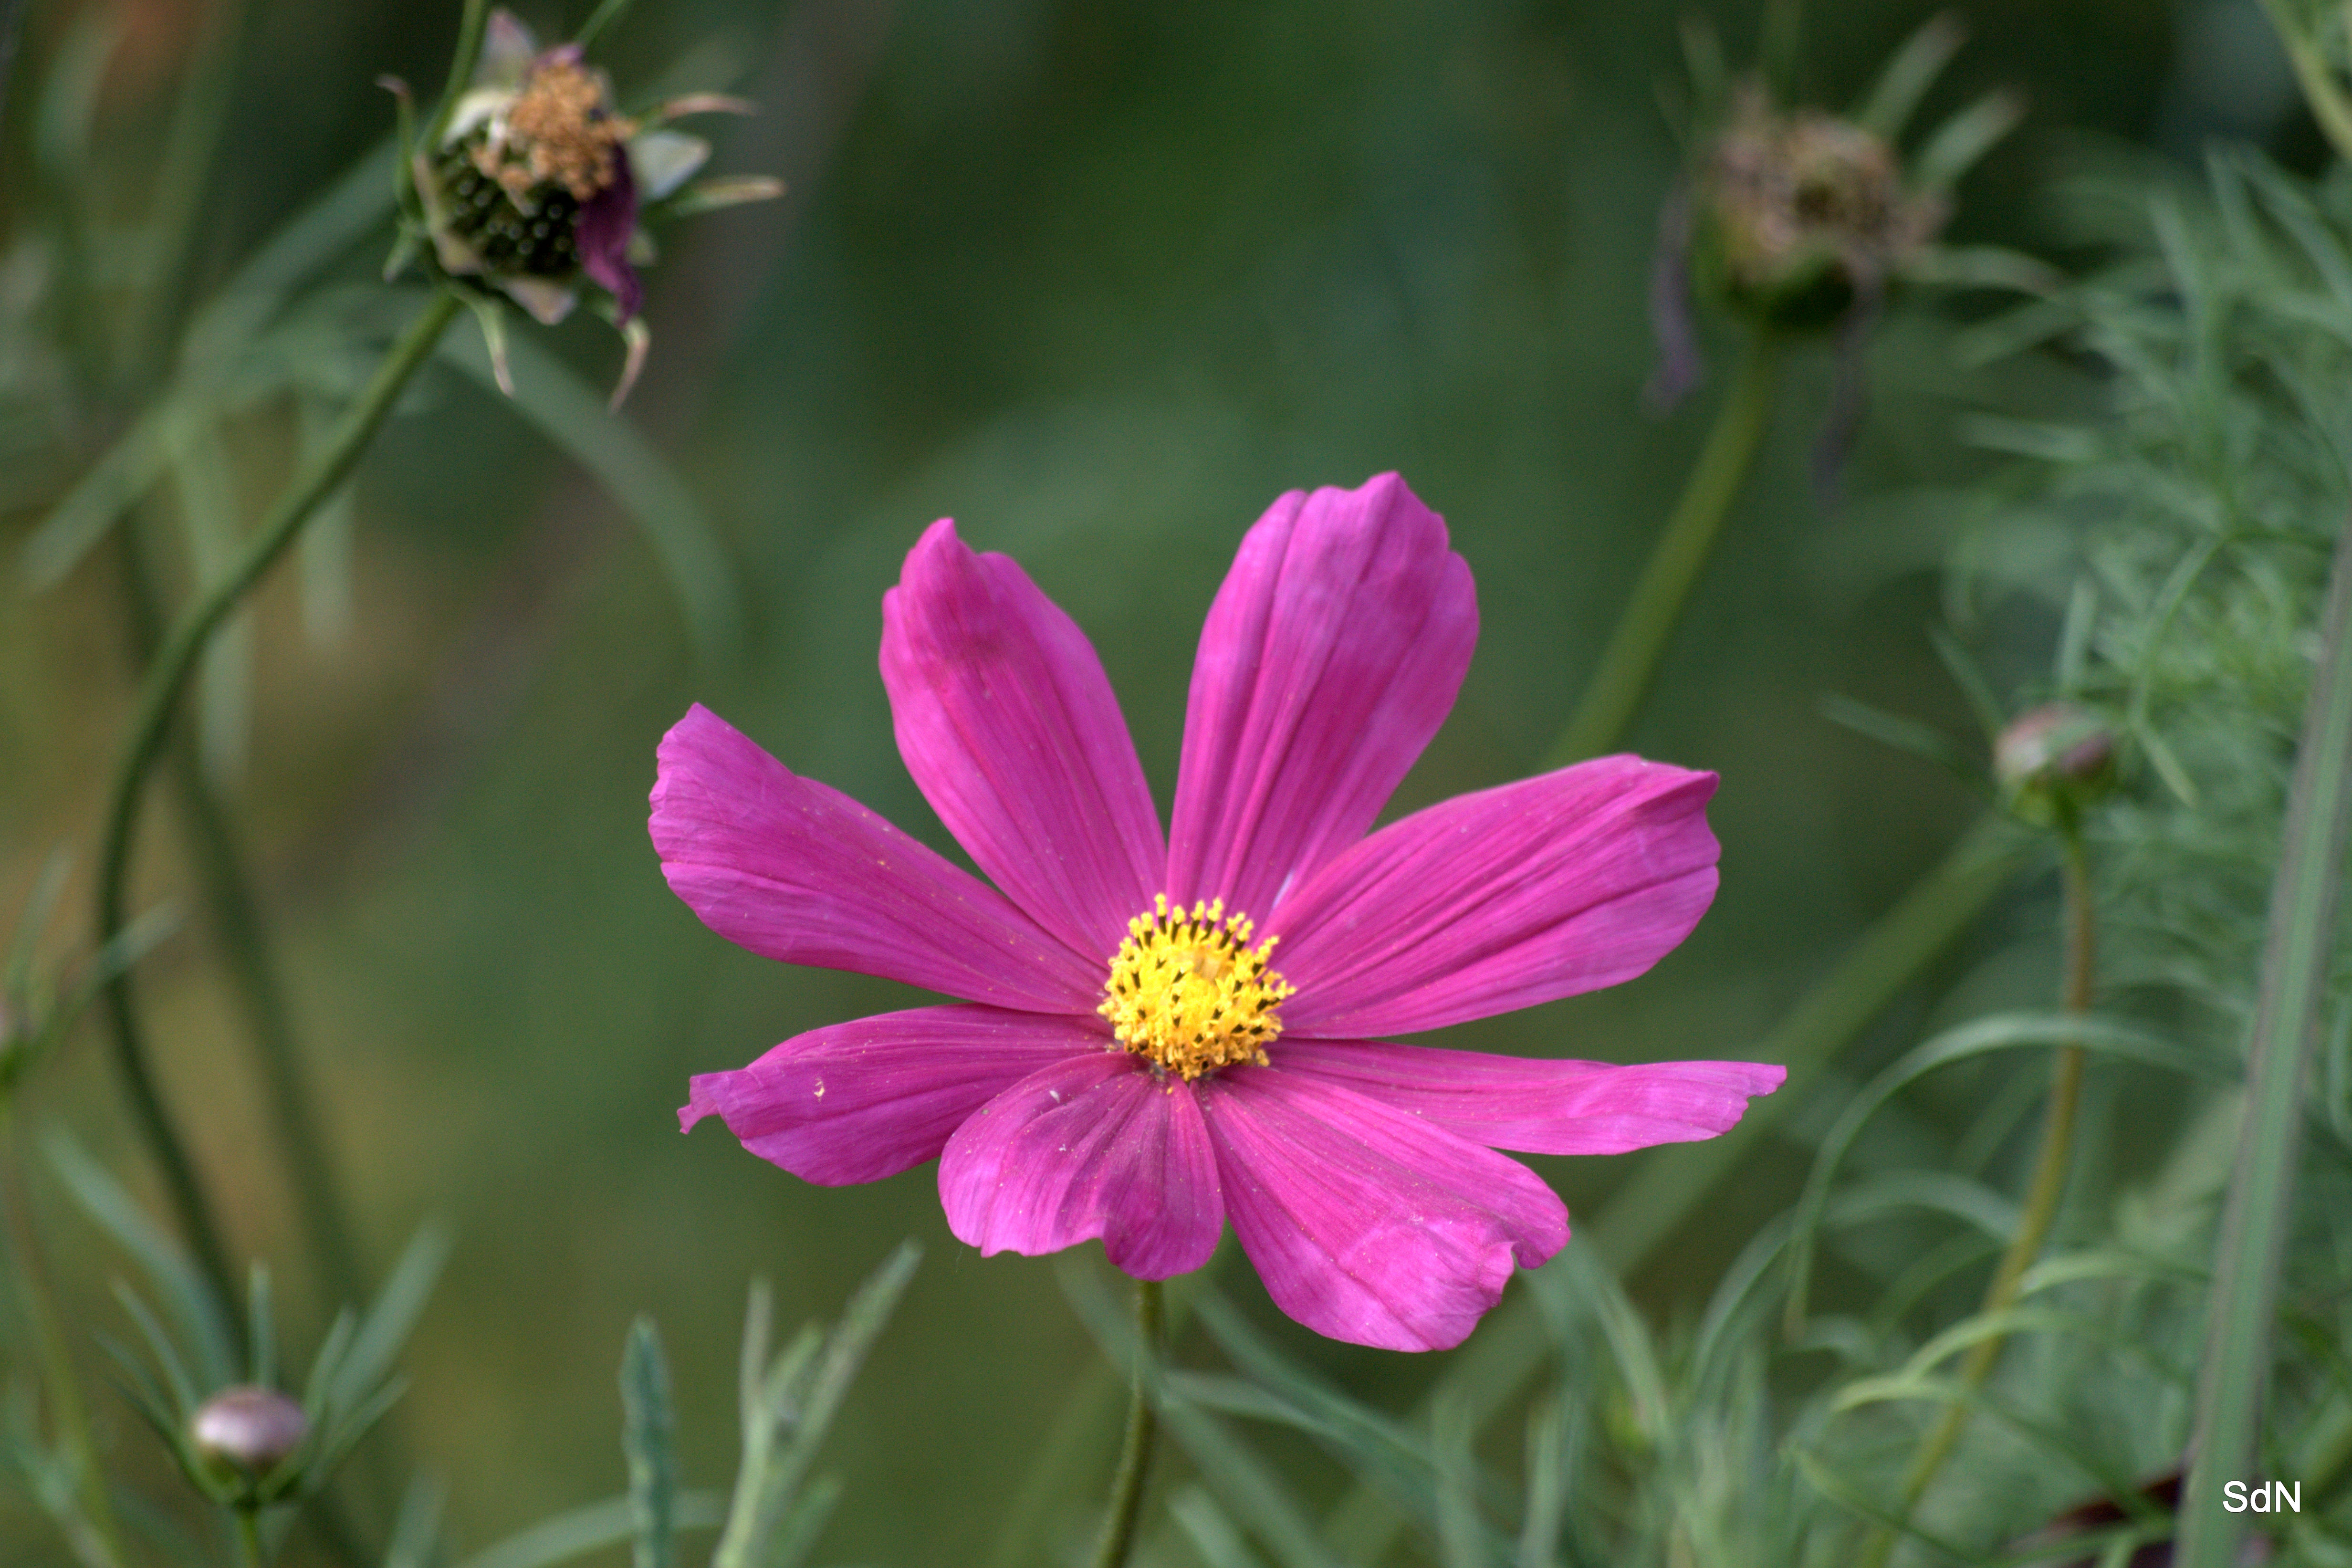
<box><xmin>0</xmin><ymin>0</ymin><xmax>2281</xmax><ymax>1560</ymax></box>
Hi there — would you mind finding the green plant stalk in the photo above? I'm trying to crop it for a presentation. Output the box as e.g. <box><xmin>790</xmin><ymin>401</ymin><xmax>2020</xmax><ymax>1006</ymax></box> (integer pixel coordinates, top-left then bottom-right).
<box><xmin>1090</xmin><ymin>1278</ymin><xmax>1164</xmax><ymax>1568</ymax></box>
<box><xmin>2179</xmin><ymin>517</ymin><xmax>2352</xmax><ymax>1568</ymax></box>
<box><xmin>94</xmin><ymin>289</ymin><xmax>463</xmax><ymax>1317</ymax></box>
<box><xmin>1547</xmin><ymin>332</ymin><xmax>1780</xmax><ymax>766</ymax></box>
<box><xmin>117</xmin><ymin>511</ymin><xmax>368</xmax><ymax>1315</ymax></box>
<box><xmin>1326</xmin><ymin>816</ymin><xmax>2023</xmax><ymax>1565</ymax></box>
<box><xmin>0</xmin><ymin>1105</ymin><xmax>130</xmax><ymax>1568</ymax></box>
<box><xmin>1862</xmin><ymin>826</ymin><xmax>2095</xmax><ymax>1568</ymax></box>
<box><xmin>232</xmin><ymin>1505</ymin><xmax>264</xmax><ymax>1568</ymax></box>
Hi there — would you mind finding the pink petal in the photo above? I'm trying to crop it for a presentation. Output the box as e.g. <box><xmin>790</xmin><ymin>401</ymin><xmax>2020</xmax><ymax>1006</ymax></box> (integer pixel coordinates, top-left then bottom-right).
<box><xmin>881</xmin><ymin>520</ymin><xmax>1165</xmax><ymax>961</ymax></box>
<box><xmin>1270</xmin><ymin>757</ymin><xmax>1719</xmax><ymax>1039</ymax></box>
<box><xmin>1198</xmin><ymin>1066</ymin><xmax>1568</xmax><ymax>1351</ymax></box>
<box><xmin>1166</xmin><ymin>474</ymin><xmax>1476</xmax><ymax>920</ymax></box>
<box><xmin>681</xmin><ymin>1006</ymin><xmax>1102</xmax><ymax>1184</ymax></box>
<box><xmin>1271</xmin><ymin>1039</ymin><xmax>1784</xmax><ymax>1155</ymax></box>
<box><xmin>939</xmin><ymin>1054</ymin><xmax>1223</xmax><ymax>1280</ymax></box>
<box><xmin>651</xmin><ymin>704</ymin><xmax>1099</xmax><ymax>1011</ymax></box>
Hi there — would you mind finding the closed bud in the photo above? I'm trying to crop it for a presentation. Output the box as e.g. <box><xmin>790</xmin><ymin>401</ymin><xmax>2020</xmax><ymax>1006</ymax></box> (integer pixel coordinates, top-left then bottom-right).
<box><xmin>1995</xmin><ymin>703</ymin><xmax>2116</xmax><ymax>825</ymax></box>
<box><xmin>190</xmin><ymin>1386</ymin><xmax>309</xmax><ymax>1474</ymax></box>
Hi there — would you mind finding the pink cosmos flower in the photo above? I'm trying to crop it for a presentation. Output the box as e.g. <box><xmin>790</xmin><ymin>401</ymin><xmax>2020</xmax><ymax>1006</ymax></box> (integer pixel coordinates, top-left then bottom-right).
<box><xmin>654</xmin><ymin>474</ymin><xmax>1783</xmax><ymax>1351</ymax></box>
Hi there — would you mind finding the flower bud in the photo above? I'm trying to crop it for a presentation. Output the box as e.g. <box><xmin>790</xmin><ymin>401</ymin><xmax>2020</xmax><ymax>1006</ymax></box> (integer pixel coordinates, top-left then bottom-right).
<box><xmin>190</xmin><ymin>1386</ymin><xmax>309</xmax><ymax>1474</ymax></box>
<box><xmin>1995</xmin><ymin>703</ymin><xmax>2116</xmax><ymax>825</ymax></box>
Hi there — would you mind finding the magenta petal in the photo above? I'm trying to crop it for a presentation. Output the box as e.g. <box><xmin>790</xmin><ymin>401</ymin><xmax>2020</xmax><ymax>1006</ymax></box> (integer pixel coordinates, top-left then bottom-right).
<box><xmin>682</xmin><ymin>1006</ymin><xmax>1102</xmax><ymax>1184</ymax></box>
<box><xmin>1271</xmin><ymin>757</ymin><xmax>1720</xmax><ymax>1039</ymax></box>
<box><xmin>939</xmin><ymin>1054</ymin><xmax>1223</xmax><ymax>1280</ymax></box>
<box><xmin>577</xmin><ymin>153</ymin><xmax>642</xmax><ymax>322</ymax></box>
<box><xmin>1271</xmin><ymin>1039</ymin><xmax>1783</xmax><ymax>1155</ymax></box>
<box><xmin>1199</xmin><ymin>1066</ymin><xmax>1567</xmax><ymax>1351</ymax></box>
<box><xmin>1166</xmin><ymin>474</ymin><xmax>1476</xmax><ymax>920</ymax></box>
<box><xmin>881</xmin><ymin>521</ymin><xmax>1165</xmax><ymax>961</ymax></box>
<box><xmin>651</xmin><ymin>704</ymin><xmax>1099</xmax><ymax>1011</ymax></box>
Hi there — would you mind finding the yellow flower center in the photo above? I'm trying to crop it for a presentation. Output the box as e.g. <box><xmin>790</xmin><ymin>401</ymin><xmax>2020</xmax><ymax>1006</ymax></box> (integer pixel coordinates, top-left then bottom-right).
<box><xmin>1099</xmin><ymin>896</ymin><xmax>1294</xmax><ymax>1081</ymax></box>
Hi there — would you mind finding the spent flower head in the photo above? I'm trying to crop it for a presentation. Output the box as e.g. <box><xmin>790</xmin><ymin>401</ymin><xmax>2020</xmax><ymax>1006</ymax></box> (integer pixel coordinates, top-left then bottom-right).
<box><xmin>390</xmin><ymin>9</ymin><xmax>783</xmax><ymax>406</ymax></box>
<box><xmin>1650</xmin><ymin>14</ymin><xmax>2044</xmax><ymax>480</ymax></box>
<box><xmin>654</xmin><ymin>474</ymin><xmax>1783</xmax><ymax>1351</ymax></box>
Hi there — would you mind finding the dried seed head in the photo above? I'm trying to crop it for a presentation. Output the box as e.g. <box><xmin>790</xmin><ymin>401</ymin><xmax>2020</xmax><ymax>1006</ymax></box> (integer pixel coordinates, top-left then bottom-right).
<box><xmin>1699</xmin><ymin>87</ymin><xmax>1944</xmax><ymax>330</ymax></box>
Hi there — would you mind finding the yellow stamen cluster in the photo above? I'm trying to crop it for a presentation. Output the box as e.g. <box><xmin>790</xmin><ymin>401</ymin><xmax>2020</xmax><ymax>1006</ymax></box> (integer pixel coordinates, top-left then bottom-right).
<box><xmin>476</xmin><ymin>59</ymin><xmax>636</xmax><ymax>200</ymax></box>
<box><xmin>1099</xmin><ymin>896</ymin><xmax>1294</xmax><ymax>1081</ymax></box>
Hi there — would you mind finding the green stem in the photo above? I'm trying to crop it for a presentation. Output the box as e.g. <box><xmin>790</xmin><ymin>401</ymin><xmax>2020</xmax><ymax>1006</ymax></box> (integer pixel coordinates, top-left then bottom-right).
<box><xmin>2179</xmin><ymin>515</ymin><xmax>2352</xmax><ymax>1568</ymax></box>
<box><xmin>117</xmin><ymin>512</ymin><xmax>369</xmax><ymax>1316</ymax></box>
<box><xmin>0</xmin><ymin>1106</ymin><xmax>131</xmax><ymax>1568</ymax></box>
<box><xmin>94</xmin><ymin>289</ymin><xmax>462</xmax><ymax>1319</ymax></box>
<box><xmin>1863</xmin><ymin>826</ymin><xmax>2095</xmax><ymax>1568</ymax></box>
<box><xmin>1089</xmin><ymin>1278</ymin><xmax>1163</xmax><ymax>1568</ymax></box>
<box><xmin>1547</xmin><ymin>332</ymin><xmax>1781</xmax><ymax>766</ymax></box>
<box><xmin>232</xmin><ymin>1506</ymin><xmax>264</xmax><ymax>1568</ymax></box>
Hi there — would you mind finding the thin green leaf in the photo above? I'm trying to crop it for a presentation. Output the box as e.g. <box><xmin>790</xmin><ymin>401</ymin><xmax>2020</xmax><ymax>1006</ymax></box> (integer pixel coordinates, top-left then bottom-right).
<box><xmin>449</xmin><ymin>1492</ymin><xmax>725</xmax><ymax>1568</ymax></box>
<box><xmin>45</xmin><ymin>1133</ymin><xmax>235</xmax><ymax>1390</ymax></box>
<box><xmin>620</xmin><ymin>1318</ymin><xmax>677</xmax><ymax>1568</ymax></box>
<box><xmin>737</xmin><ymin>1279</ymin><xmax>772</xmax><ymax>1449</ymax></box>
<box><xmin>762</xmin><ymin>1471</ymin><xmax>840</xmax><ymax>1568</ymax></box>
<box><xmin>384</xmin><ymin>1474</ymin><xmax>448</xmax><ymax>1568</ymax></box>
<box><xmin>1928</xmin><ymin>625</ymin><xmax>2009</xmax><ymax>741</ymax></box>
<box><xmin>5</xmin><ymin>847</ymin><xmax>71</xmax><ymax>996</ymax></box>
<box><xmin>438</xmin><ymin>325</ymin><xmax>743</xmax><ymax>661</ymax></box>
<box><xmin>1158</xmin><ymin>1400</ymin><xmax>1351</xmax><ymax>1568</ymax></box>
<box><xmin>1819</xmin><ymin>694</ymin><xmax>1979</xmax><ymax>780</ymax></box>
<box><xmin>21</xmin><ymin>405</ymin><xmax>173</xmax><ymax>589</ymax></box>
<box><xmin>302</xmin><ymin>1309</ymin><xmax>355</xmax><ymax>1430</ymax></box>
<box><xmin>1431</xmin><ymin>1391</ymin><xmax>1488</xmax><ymax>1568</ymax></box>
<box><xmin>1516</xmin><ymin>1397</ymin><xmax>1567</xmax><ymax>1568</ymax></box>
<box><xmin>1855</xmin><ymin>11</ymin><xmax>1965</xmax><ymax>139</ymax></box>
<box><xmin>1784</xmin><ymin>1011</ymin><xmax>2227</xmax><ymax>1331</ymax></box>
<box><xmin>1913</xmin><ymin>89</ymin><xmax>2025</xmax><ymax>193</ymax></box>
<box><xmin>246</xmin><ymin>1264</ymin><xmax>274</xmax><ymax>1390</ymax></box>
<box><xmin>1171</xmin><ymin>1484</ymin><xmax>1274</xmax><ymax>1568</ymax></box>
<box><xmin>329</xmin><ymin>1223</ymin><xmax>449</xmax><ymax>1417</ymax></box>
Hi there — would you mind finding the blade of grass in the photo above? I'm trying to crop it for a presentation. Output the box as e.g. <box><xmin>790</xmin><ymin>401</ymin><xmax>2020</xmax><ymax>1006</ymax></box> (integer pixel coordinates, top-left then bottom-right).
<box><xmin>2179</xmin><ymin>516</ymin><xmax>2352</xmax><ymax>1567</ymax></box>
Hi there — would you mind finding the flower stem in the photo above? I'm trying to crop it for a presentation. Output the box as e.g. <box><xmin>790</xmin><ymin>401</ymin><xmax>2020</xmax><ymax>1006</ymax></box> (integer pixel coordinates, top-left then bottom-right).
<box><xmin>115</xmin><ymin>513</ymin><xmax>369</xmax><ymax>1316</ymax></box>
<box><xmin>1089</xmin><ymin>1277</ymin><xmax>1164</xmax><ymax>1568</ymax></box>
<box><xmin>1546</xmin><ymin>330</ymin><xmax>1781</xmax><ymax>767</ymax></box>
<box><xmin>94</xmin><ymin>289</ymin><xmax>462</xmax><ymax>1318</ymax></box>
<box><xmin>232</xmin><ymin>1506</ymin><xmax>265</xmax><ymax>1568</ymax></box>
<box><xmin>1862</xmin><ymin>824</ymin><xmax>2095</xmax><ymax>1568</ymax></box>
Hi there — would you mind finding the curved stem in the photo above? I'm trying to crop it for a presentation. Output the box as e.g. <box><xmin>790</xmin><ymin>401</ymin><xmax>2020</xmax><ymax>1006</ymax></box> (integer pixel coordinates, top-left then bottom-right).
<box><xmin>94</xmin><ymin>289</ymin><xmax>462</xmax><ymax>1317</ymax></box>
<box><xmin>1863</xmin><ymin>826</ymin><xmax>2095</xmax><ymax>1567</ymax></box>
<box><xmin>1089</xmin><ymin>1278</ymin><xmax>1164</xmax><ymax>1568</ymax></box>
<box><xmin>1547</xmin><ymin>331</ymin><xmax>1781</xmax><ymax>767</ymax></box>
